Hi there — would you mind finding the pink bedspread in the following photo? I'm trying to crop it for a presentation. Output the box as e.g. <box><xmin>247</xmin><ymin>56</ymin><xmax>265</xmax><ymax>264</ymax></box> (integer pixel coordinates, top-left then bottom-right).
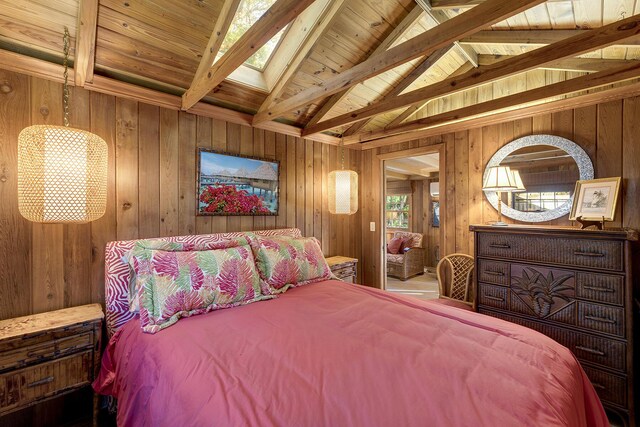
<box><xmin>94</xmin><ymin>280</ymin><xmax>607</xmax><ymax>426</ymax></box>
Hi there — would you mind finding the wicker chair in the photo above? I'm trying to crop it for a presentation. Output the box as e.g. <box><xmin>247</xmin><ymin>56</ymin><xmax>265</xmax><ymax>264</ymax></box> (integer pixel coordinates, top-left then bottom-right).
<box><xmin>436</xmin><ymin>254</ymin><xmax>475</xmax><ymax>309</ymax></box>
<box><xmin>386</xmin><ymin>232</ymin><xmax>425</xmax><ymax>281</ymax></box>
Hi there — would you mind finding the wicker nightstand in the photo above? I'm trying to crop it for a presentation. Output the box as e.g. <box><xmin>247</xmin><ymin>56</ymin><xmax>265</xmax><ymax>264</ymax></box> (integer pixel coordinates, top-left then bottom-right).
<box><xmin>326</xmin><ymin>256</ymin><xmax>358</xmax><ymax>284</ymax></box>
<box><xmin>0</xmin><ymin>304</ymin><xmax>104</xmax><ymax>426</ymax></box>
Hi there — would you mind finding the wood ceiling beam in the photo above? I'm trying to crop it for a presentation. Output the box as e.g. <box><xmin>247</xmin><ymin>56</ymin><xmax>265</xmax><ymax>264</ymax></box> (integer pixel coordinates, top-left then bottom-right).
<box><xmin>342</xmin><ymin>45</ymin><xmax>454</xmax><ymax>136</ymax></box>
<box><xmin>302</xmin><ymin>4</ymin><xmax>425</xmax><ymax>129</ymax></box>
<box><xmin>344</xmin><ymin>61</ymin><xmax>640</xmax><ymax>144</ymax></box>
<box><xmin>461</xmin><ymin>30</ymin><xmax>640</xmax><ymax>47</ymax></box>
<box><xmin>415</xmin><ymin>0</ymin><xmax>478</xmax><ymax>67</ymax></box>
<box><xmin>430</xmin><ymin>0</ymin><xmax>566</xmax><ymax>9</ymax></box>
<box><xmin>252</xmin><ymin>0</ymin><xmax>546</xmax><ymax>125</ymax></box>
<box><xmin>478</xmin><ymin>56</ymin><xmax>640</xmax><ymax>72</ymax></box>
<box><xmin>257</xmin><ymin>0</ymin><xmax>346</xmax><ymax>113</ymax></box>
<box><xmin>359</xmin><ymin>80</ymin><xmax>640</xmax><ymax>150</ymax></box>
<box><xmin>189</xmin><ymin>0</ymin><xmax>242</xmax><ymax>91</ymax></box>
<box><xmin>74</xmin><ymin>0</ymin><xmax>99</xmax><ymax>86</ymax></box>
<box><xmin>181</xmin><ymin>0</ymin><xmax>316</xmax><ymax>111</ymax></box>
<box><xmin>301</xmin><ymin>14</ymin><xmax>640</xmax><ymax>136</ymax></box>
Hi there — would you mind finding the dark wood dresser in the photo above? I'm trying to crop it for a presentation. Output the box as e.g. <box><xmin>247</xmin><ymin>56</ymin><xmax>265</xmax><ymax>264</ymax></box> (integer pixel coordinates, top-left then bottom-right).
<box><xmin>470</xmin><ymin>225</ymin><xmax>638</xmax><ymax>425</ymax></box>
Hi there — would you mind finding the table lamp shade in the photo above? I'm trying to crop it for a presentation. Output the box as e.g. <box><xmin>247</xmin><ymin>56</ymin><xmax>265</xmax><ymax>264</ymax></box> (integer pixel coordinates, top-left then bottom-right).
<box><xmin>328</xmin><ymin>169</ymin><xmax>358</xmax><ymax>215</ymax></box>
<box><xmin>483</xmin><ymin>166</ymin><xmax>517</xmax><ymax>191</ymax></box>
<box><xmin>18</xmin><ymin>125</ymin><xmax>108</xmax><ymax>223</ymax></box>
<box><xmin>510</xmin><ymin>169</ymin><xmax>526</xmax><ymax>193</ymax></box>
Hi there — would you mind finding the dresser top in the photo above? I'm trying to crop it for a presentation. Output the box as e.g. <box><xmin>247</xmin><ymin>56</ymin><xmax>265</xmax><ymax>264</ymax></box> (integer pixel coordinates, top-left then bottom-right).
<box><xmin>469</xmin><ymin>224</ymin><xmax>638</xmax><ymax>241</ymax></box>
<box><xmin>0</xmin><ymin>304</ymin><xmax>104</xmax><ymax>341</ymax></box>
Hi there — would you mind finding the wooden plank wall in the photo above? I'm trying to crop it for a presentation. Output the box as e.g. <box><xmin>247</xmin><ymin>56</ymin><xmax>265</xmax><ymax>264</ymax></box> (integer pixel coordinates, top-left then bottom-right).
<box><xmin>360</xmin><ymin>97</ymin><xmax>640</xmax><ymax>288</ymax></box>
<box><xmin>0</xmin><ymin>68</ymin><xmax>361</xmax><ymax>320</ymax></box>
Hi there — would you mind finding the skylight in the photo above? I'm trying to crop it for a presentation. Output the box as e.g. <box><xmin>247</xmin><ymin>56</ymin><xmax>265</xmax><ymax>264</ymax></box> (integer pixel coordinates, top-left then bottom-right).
<box><xmin>219</xmin><ymin>0</ymin><xmax>287</xmax><ymax>70</ymax></box>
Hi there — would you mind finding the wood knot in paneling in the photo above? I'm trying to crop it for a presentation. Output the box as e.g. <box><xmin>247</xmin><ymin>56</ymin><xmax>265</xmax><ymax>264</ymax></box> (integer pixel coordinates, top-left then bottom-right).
<box><xmin>39</xmin><ymin>106</ymin><xmax>50</xmax><ymax>117</ymax></box>
<box><xmin>122</xmin><ymin>202</ymin><xmax>132</xmax><ymax>210</ymax></box>
<box><xmin>0</xmin><ymin>82</ymin><xmax>12</xmax><ymax>94</ymax></box>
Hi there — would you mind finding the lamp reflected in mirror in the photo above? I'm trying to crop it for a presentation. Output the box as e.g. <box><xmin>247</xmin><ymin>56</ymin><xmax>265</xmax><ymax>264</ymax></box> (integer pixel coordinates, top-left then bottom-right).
<box><xmin>482</xmin><ymin>165</ymin><xmax>517</xmax><ymax>226</ymax></box>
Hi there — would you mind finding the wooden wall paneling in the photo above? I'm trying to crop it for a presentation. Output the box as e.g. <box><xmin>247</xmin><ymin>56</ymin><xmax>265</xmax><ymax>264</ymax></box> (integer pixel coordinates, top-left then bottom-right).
<box><xmin>0</xmin><ymin>70</ymin><xmax>32</xmax><ymax>319</ymax></box>
<box><xmin>30</xmin><ymin>77</ymin><xmax>65</xmax><ymax>314</ymax></box>
<box><xmin>328</xmin><ymin>143</ymin><xmax>338</xmax><ymax>258</ymax></box>
<box><xmin>225</xmin><ymin>123</ymin><xmax>242</xmax><ymax>232</ymax></box>
<box><xmin>178</xmin><ymin>112</ymin><xmax>196</xmax><ymax>235</ymax></box>
<box><xmin>64</xmin><ymin>86</ymin><xmax>92</xmax><ymax>308</ymax></box>
<box><xmin>321</xmin><ymin>143</ymin><xmax>330</xmax><ymax>255</ymax></box>
<box><xmin>513</xmin><ymin>117</ymin><xmax>533</xmax><ymax>140</ymax></box>
<box><xmin>89</xmin><ymin>92</ymin><xmax>116</xmax><ymax>311</ymax></box>
<box><xmin>284</xmin><ymin>135</ymin><xmax>295</xmax><ymax>229</ymax></box>
<box><xmin>275</xmin><ymin>132</ymin><xmax>287</xmax><ymax>229</ymax></box>
<box><xmin>360</xmin><ymin>149</ymin><xmax>372</xmax><ymax>285</ymax></box>
<box><xmin>481</xmin><ymin>124</ymin><xmax>499</xmax><ymax>224</ymax></box>
<box><xmin>295</xmin><ymin>137</ymin><xmax>306</xmax><ymax>232</ymax></box>
<box><xmin>305</xmin><ymin>139</ymin><xmax>314</xmax><ymax>238</ymax></box>
<box><xmin>252</xmin><ymin>128</ymin><xmax>266</xmax><ymax>231</ymax></box>
<box><xmin>239</xmin><ymin>126</ymin><xmax>254</xmax><ymax>232</ymax></box>
<box><xmin>138</xmin><ymin>104</ymin><xmax>160</xmax><ymax>238</ymax></box>
<box><xmin>210</xmin><ymin>118</ymin><xmax>227</xmax><ymax>233</ymax></box>
<box><xmin>370</xmin><ymin>147</ymin><xmax>382</xmax><ymax>288</ymax></box>
<box><xmin>622</xmin><ymin>97</ymin><xmax>640</xmax><ymax>230</ymax></box>
<box><xmin>532</xmin><ymin>113</ymin><xmax>552</xmax><ymax>133</ymax></box>
<box><xmin>313</xmin><ymin>141</ymin><xmax>322</xmax><ymax>241</ymax></box>
<box><xmin>443</xmin><ymin>133</ymin><xmax>456</xmax><ymax>256</ymax></box>
<box><xmin>337</xmin><ymin>148</ymin><xmax>348</xmax><ymax>257</ymax></box>
<box><xmin>573</xmin><ymin>105</ymin><xmax>597</xmax><ymax>170</ymax></box>
<box><xmin>263</xmin><ymin>130</ymin><xmax>277</xmax><ymax>230</ymax></box>
<box><xmin>597</xmin><ymin>101</ymin><xmax>623</xmax><ymax>228</ymax></box>
<box><xmin>195</xmin><ymin>116</ymin><xmax>213</xmax><ymax>235</ymax></box>
<box><xmin>115</xmin><ymin>98</ymin><xmax>139</xmax><ymax>241</ymax></box>
<box><xmin>159</xmin><ymin>109</ymin><xmax>179</xmax><ymax>237</ymax></box>
<box><xmin>350</xmin><ymin>148</ymin><xmax>362</xmax><ymax>280</ymax></box>
<box><xmin>454</xmin><ymin>131</ymin><xmax>469</xmax><ymax>254</ymax></box>
<box><xmin>467</xmin><ymin>127</ymin><xmax>483</xmax><ymax>253</ymax></box>
<box><xmin>550</xmin><ymin>109</ymin><xmax>574</xmax><ymax>225</ymax></box>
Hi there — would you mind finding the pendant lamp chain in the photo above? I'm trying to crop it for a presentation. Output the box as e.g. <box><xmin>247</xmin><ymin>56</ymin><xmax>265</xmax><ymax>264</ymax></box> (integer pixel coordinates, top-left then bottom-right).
<box><xmin>63</xmin><ymin>26</ymin><xmax>70</xmax><ymax>127</ymax></box>
<box><xmin>340</xmin><ymin>138</ymin><xmax>345</xmax><ymax>170</ymax></box>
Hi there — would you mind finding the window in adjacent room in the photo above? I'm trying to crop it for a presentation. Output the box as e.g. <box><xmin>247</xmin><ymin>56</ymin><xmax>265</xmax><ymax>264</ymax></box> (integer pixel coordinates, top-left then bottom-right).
<box><xmin>513</xmin><ymin>191</ymin><xmax>571</xmax><ymax>212</ymax></box>
<box><xmin>385</xmin><ymin>194</ymin><xmax>411</xmax><ymax>230</ymax></box>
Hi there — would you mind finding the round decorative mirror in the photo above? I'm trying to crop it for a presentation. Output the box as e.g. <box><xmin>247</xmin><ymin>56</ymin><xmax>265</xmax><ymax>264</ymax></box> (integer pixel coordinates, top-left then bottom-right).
<box><xmin>483</xmin><ymin>135</ymin><xmax>594</xmax><ymax>223</ymax></box>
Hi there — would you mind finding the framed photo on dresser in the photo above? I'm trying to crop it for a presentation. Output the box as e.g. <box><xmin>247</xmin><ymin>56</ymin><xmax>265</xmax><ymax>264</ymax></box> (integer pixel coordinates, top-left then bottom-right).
<box><xmin>569</xmin><ymin>177</ymin><xmax>621</xmax><ymax>221</ymax></box>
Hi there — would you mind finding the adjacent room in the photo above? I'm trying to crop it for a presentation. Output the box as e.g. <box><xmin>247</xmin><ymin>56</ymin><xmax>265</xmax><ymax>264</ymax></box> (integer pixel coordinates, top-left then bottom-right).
<box><xmin>0</xmin><ymin>0</ymin><xmax>638</xmax><ymax>426</ymax></box>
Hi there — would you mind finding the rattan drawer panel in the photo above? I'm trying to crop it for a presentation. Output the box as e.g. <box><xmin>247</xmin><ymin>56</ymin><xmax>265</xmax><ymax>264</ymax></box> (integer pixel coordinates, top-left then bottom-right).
<box><xmin>333</xmin><ymin>265</ymin><xmax>356</xmax><ymax>279</ymax></box>
<box><xmin>477</xmin><ymin>233</ymin><xmax>623</xmax><ymax>272</ymax></box>
<box><xmin>582</xmin><ymin>366</ymin><xmax>627</xmax><ymax>407</ymax></box>
<box><xmin>577</xmin><ymin>302</ymin><xmax>624</xmax><ymax>337</ymax></box>
<box><xmin>0</xmin><ymin>332</ymin><xmax>93</xmax><ymax>372</ymax></box>
<box><xmin>477</xmin><ymin>259</ymin><xmax>509</xmax><ymax>286</ymax></box>
<box><xmin>0</xmin><ymin>351</ymin><xmax>92</xmax><ymax>413</ymax></box>
<box><xmin>478</xmin><ymin>283</ymin><xmax>508</xmax><ymax>310</ymax></box>
<box><xmin>576</xmin><ymin>272</ymin><xmax>624</xmax><ymax>306</ymax></box>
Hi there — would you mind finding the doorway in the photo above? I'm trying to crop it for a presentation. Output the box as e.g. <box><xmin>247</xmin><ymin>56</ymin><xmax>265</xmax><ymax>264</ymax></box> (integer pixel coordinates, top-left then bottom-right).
<box><xmin>381</xmin><ymin>148</ymin><xmax>443</xmax><ymax>300</ymax></box>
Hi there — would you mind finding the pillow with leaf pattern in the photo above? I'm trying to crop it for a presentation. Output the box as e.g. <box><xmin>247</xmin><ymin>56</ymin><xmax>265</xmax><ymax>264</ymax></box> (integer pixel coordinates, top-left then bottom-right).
<box><xmin>249</xmin><ymin>236</ymin><xmax>332</xmax><ymax>295</ymax></box>
<box><xmin>127</xmin><ymin>239</ymin><xmax>272</xmax><ymax>333</ymax></box>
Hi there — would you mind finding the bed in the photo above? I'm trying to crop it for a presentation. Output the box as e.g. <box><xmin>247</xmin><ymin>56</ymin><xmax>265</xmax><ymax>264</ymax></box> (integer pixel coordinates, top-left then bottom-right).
<box><xmin>93</xmin><ymin>228</ymin><xmax>608</xmax><ymax>426</ymax></box>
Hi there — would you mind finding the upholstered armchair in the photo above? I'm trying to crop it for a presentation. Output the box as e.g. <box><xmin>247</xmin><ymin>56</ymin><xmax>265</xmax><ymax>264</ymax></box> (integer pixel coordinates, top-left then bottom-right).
<box><xmin>386</xmin><ymin>232</ymin><xmax>425</xmax><ymax>281</ymax></box>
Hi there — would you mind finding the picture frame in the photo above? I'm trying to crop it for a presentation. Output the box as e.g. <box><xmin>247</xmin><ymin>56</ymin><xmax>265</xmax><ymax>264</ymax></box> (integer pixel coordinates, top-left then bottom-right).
<box><xmin>569</xmin><ymin>177</ymin><xmax>621</xmax><ymax>221</ymax></box>
<box><xmin>432</xmin><ymin>201</ymin><xmax>440</xmax><ymax>228</ymax></box>
<box><xmin>196</xmin><ymin>148</ymin><xmax>280</xmax><ymax>216</ymax></box>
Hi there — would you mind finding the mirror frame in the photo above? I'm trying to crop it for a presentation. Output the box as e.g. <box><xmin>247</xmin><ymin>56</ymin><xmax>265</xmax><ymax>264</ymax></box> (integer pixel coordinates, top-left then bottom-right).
<box><xmin>483</xmin><ymin>134</ymin><xmax>594</xmax><ymax>223</ymax></box>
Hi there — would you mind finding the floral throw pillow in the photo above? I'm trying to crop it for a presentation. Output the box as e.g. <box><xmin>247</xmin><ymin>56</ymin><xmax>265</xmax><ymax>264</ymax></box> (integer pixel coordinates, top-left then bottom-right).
<box><xmin>249</xmin><ymin>236</ymin><xmax>332</xmax><ymax>294</ymax></box>
<box><xmin>128</xmin><ymin>240</ymin><xmax>270</xmax><ymax>333</ymax></box>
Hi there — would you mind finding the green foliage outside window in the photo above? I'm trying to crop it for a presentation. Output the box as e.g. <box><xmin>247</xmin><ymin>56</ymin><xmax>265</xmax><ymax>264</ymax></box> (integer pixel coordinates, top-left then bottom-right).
<box><xmin>386</xmin><ymin>195</ymin><xmax>410</xmax><ymax>229</ymax></box>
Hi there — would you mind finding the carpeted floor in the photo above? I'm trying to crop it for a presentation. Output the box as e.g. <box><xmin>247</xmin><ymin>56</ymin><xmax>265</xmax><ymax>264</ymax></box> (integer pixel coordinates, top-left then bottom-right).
<box><xmin>385</xmin><ymin>270</ymin><xmax>439</xmax><ymax>300</ymax></box>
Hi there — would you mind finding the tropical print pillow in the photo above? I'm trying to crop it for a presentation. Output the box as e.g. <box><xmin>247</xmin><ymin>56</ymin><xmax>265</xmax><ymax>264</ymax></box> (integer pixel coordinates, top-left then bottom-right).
<box><xmin>123</xmin><ymin>237</ymin><xmax>248</xmax><ymax>313</ymax></box>
<box><xmin>249</xmin><ymin>236</ymin><xmax>332</xmax><ymax>294</ymax></box>
<box><xmin>128</xmin><ymin>240</ymin><xmax>271</xmax><ymax>333</ymax></box>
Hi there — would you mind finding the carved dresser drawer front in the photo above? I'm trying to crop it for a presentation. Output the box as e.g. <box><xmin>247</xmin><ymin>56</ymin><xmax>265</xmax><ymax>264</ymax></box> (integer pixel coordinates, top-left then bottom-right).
<box><xmin>333</xmin><ymin>265</ymin><xmax>356</xmax><ymax>279</ymax></box>
<box><xmin>0</xmin><ymin>351</ymin><xmax>92</xmax><ymax>414</ymax></box>
<box><xmin>477</xmin><ymin>260</ymin><xmax>509</xmax><ymax>286</ymax></box>
<box><xmin>478</xmin><ymin>283</ymin><xmax>508</xmax><ymax>310</ymax></box>
<box><xmin>582</xmin><ymin>366</ymin><xmax>627</xmax><ymax>407</ymax></box>
<box><xmin>575</xmin><ymin>272</ymin><xmax>624</xmax><ymax>306</ymax></box>
<box><xmin>0</xmin><ymin>331</ymin><xmax>93</xmax><ymax>372</ymax></box>
<box><xmin>577</xmin><ymin>302</ymin><xmax>625</xmax><ymax>337</ymax></box>
<box><xmin>477</xmin><ymin>233</ymin><xmax>624</xmax><ymax>272</ymax></box>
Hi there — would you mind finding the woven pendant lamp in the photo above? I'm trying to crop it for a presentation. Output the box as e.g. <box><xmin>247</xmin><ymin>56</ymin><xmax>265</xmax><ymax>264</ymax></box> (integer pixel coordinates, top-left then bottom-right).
<box><xmin>328</xmin><ymin>139</ymin><xmax>358</xmax><ymax>215</ymax></box>
<box><xmin>18</xmin><ymin>28</ymin><xmax>107</xmax><ymax>224</ymax></box>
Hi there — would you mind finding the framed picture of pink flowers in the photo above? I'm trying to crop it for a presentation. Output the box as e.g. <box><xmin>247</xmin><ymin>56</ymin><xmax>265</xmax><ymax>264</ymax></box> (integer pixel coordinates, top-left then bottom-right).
<box><xmin>197</xmin><ymin>149</ymin><xmax>280</xmax><ymax>216</ymax></box>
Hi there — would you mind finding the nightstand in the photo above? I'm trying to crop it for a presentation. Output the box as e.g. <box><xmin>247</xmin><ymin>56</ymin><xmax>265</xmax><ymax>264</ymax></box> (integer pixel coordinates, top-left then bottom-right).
<box><xmin>0</xmin><ymin>304</ymin><xmax>104</xmax><ymax>426</ymax></box>
<box><xmin>326</xmin><ymin>256</ymin><xmax>358</xmax><ymax>284</ymax></box>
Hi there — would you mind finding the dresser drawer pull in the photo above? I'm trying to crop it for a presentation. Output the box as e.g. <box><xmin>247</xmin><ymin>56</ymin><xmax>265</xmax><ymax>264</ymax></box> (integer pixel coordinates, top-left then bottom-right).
<box><xmin>489</xmin><ymin>243</ymin><xmax>510</xmax><ymax>249</ymax></box>
<box><xmin>27</xmin><ymin>376</ymin><xmax>55</xmax><ymax>388</ymax></box>
<box><xmin>484</xmin><ymin>271</ymin><xmax>505</xmax><ymax>277</ymax></box>
<box><xmin>574</xmin><ymin>251</ymin><xmax>605</xmax><ymax>258</ymax></box>
<box><xmin>484</xmin><ymin>295</ymin><xmax>505</xmax><ymax>302</ymax></box>
<box><xmin>584</xmin><ymin>315</ymin><xmax>616</xmax><ymax>325</ymax></box>
<box><xmin>583</xmin><ymin>286</ymin><xmax>615</xmax><ymax>293</ymax></box>
<box><xmin>576</xmin><ymin>345</ymin><xmax>606</xmax><ymax>356</ymax></box>
<box><xmin>591</xmin><ymin>382</ymin><xmax>606</xmax><ymax>391</ymax></box>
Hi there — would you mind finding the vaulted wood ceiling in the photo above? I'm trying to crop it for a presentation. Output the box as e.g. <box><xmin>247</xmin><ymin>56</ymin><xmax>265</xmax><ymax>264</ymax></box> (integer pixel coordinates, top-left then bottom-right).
<box><xmin>1</xmin><ymin>0</ymin><xmax>639</xmax><ymax>149</ymax></box>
